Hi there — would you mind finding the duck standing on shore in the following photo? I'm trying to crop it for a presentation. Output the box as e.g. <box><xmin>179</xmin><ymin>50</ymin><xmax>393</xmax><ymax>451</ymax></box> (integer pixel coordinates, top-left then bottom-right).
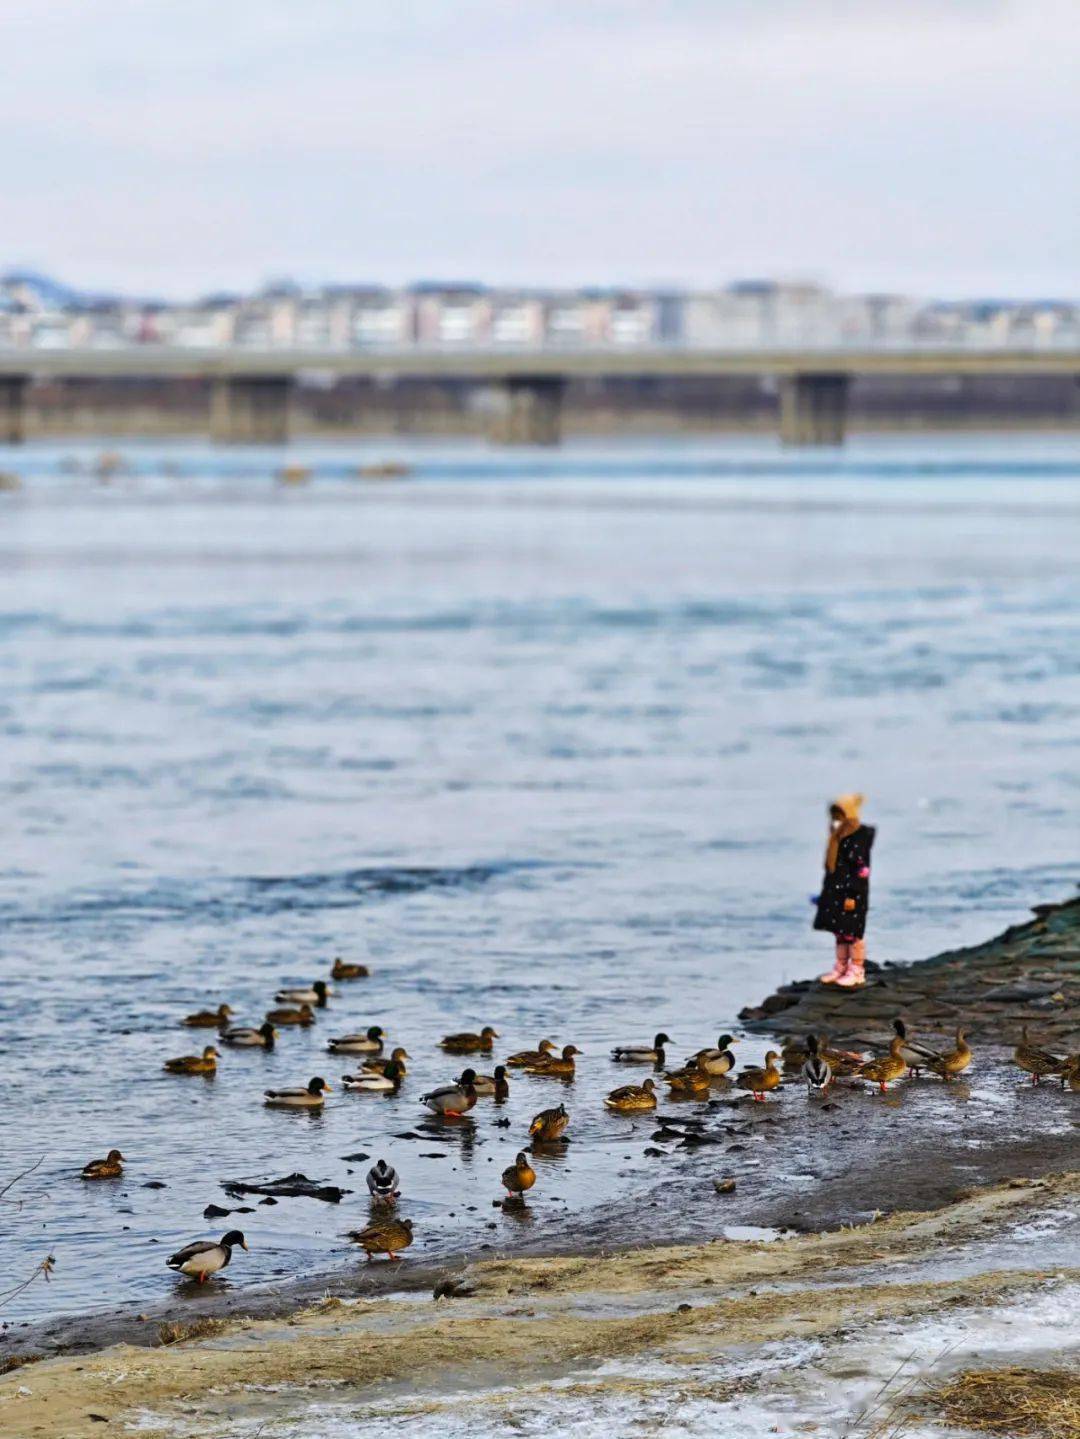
<box><xmin>167</xmin><ymin>1230</ymin><xmax>247</xmax><ymax>1284</ymax></box>
<box><xmin>348</xmin><ymin>1216</ymin><xmax>413</xmax><ymax>1261</ymax></box>
<box><xmin>858</xmin><ymin>1035</ymin><xmax>907</xmax><ymax>1092</ymax></box>
<box><xmin>735</xmin><ymin>1051</ymin><xmax>782</xmax><ymax>1101</ymax></box>
<box><xmin>501</xmin><ymin>1151</ymin><xmax>536</xmax><ymax>1200</ymax></box>
<box><xmin>366</xmin><ymin>1159</ymin><xmax>400</xmax><ymax>1204</ymax></box>
<box><xmin>1013</xmin><ymin>1026</ymin><xmax>1066</xmax><ymax>1084</ymax></box>
<box><xmin>814</xmin><ymin>793</ymin><xmax>875</xmax><ymax>989</ymax></box>
<box><xmin>802</xmin><ymin>1035</ymin><xmax>832</xmax><ymax>1094</ymax></box>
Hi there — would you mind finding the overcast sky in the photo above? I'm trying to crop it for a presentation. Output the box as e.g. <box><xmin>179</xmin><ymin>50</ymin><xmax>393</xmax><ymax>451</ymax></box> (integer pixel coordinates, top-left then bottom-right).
<box><xmin>1</xmin><ymin>0</ymin><xmax>1076</xmax><ymax>299</ymax></box>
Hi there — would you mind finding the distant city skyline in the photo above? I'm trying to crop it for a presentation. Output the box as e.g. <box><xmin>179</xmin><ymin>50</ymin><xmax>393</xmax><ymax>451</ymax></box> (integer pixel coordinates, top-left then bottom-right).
<box><xmin>2</xmin><ymin>2</ymin><xmax>1077</xmax><ymax>299</ymax></box>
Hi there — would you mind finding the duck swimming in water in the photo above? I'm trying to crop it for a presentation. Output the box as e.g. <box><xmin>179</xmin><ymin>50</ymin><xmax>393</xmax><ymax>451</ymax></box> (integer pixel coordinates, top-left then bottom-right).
<box><xmin>82</xmin><ymin>1149</ymin><xmax>125</xmax><ymax>1179</ymax></box>
<box><xmin>274</xmin><ymin>980</ymin><xmax>330</xmax><ymax>1007</ymax></box>
<box><xmin>610</xmin><ymin>1032</ymin><xmax>673</xmax><ymax>1064</ymax></box>
<box><xmin>604</xmin><ymin>1078</ymin><xmax>658</xmax><ymax>1112</ymax></box>
<box><xmin>163</xmin><ymin>1045</ymin><xmax>219</xmax><ymax>1075</ymax></box>
<box><xmin>332</xmin><ymin>958</ymin><xmax>369</xmax><ymax>980</ymax></box>
<box><xmin>326</xmin><ymin>1026</ymin><xmax>385</xmax><ymax>1055</ymax></box>
<box><xmin>506</xmin><ymin>1038</ymin><xmax>557</xmax><ymax>1067</ymax></box>
<box><xmin>182</xmin><ymin>1004</ymin><xmax>233</xmax><ymax>1029</ymax></box>
<box><xmin>440</xmin><ymin>1026</ymin><xmax>499</xmax><ymax>1054</ymax></box>
<box><xmin>420</xmin><ymin>1070</ymin><xmax>477</xmax><ymax>1118</ymax></box>
<box><xmin>266</xmin><ymin>1003</ymin><xmax>315</xmax><ymax>1027</ymax></box>
<box><xmin>528</xmin><ymin>1103</ymin><xmax>569</xmax><ymax>1141</ymax></box>
<box><xmin>221</xmin><ymin>1021</ymin><xmax>277</xmax><ymax>1049</ymax></box>
<box><xmin>264</xmin><ymin>1076</ymin><xmax>331</xmax><ymax>1108</ymax></box>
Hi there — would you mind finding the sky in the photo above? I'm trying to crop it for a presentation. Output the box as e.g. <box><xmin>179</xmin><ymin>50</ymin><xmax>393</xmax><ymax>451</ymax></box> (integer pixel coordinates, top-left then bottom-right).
<box><xmin>1</xmin><ymin>0</ymin><xmax>1077</xmax><ymax>300</ymax></box>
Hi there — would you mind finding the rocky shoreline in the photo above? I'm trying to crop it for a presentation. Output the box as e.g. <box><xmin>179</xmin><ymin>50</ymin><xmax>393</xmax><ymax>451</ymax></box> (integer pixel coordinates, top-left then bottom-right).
<box><xmin>741</xmin><ymin>890</ymin><xmax>1080</xmax><ymax>1051</ymax></box>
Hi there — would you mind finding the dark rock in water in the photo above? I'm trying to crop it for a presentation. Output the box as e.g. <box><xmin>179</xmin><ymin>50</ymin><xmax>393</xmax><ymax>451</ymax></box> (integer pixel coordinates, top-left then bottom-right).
<box><xmin>222</xmin><ymin>1172</ymin><xmax>350</xmax><ymax>1203</ymax></box>
<box><xmin>643</xmin><ymin>1146</ymin><xmax>668</xmax><ymax>1158</ymax></box>
<box><xmin>762</xmin><ymin>993</ymin><xmax>798</xmax><ymax>1015</ymax></box>
<box><xmin>141</xmin><ymin>1181</ymin><xmax>167</xmax><ymax>1189</ymax></box>
<box><xmin>420</xmin><ymin>1152</ymin><xmax>448</xmax><ymax>1159</ymax></box>
<box><xmin>340</xmin><ymin>1152</ymin><xmax>370</xmax><ymax>1162</ymax></box>
<box><xmin>259</xmin><ymin>1196</ymin><xmax>277</xmax><ymax>1206</ymax></box>
<box><xmin>393</xmin><ymin>1132</ymin><xmax>425</xmax><ymax>1141</ymax></box>
<box><xmin>203</xmin><ymin>1203</ymin><xmax>230</xmax><ymax>1219</ymax></box>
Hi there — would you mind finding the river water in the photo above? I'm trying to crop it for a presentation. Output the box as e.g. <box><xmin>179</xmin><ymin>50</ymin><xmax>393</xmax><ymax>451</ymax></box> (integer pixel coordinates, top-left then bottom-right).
<box><xmin>1</xmin><ymin>434</ymin><xmax>1078</xmax><ymax>1328</ymax></box>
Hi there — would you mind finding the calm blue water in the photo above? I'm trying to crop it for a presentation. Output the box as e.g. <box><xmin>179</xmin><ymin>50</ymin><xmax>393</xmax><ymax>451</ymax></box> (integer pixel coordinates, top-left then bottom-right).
<box><xmin>1</xmin><ymin>434</ymin><xmax>1078</xmax><ymax>1326</ymax></box>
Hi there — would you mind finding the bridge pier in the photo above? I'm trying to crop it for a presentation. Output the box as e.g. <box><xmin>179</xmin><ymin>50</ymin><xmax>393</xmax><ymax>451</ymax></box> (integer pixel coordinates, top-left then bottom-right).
<box><xmin>779</xmin><ymin>372</ymin><xmax>850</xmax><ymax>446</ymax></box>
<box><xmin>209</xmin><ymin>375</ymin><xmax>293</xmax><ymax>444</ymax></box>
<box><xmin>488</xmin><ymin>375</ymin><xmax>564</xmax><ymax>445</ymax></box>
<box><xmin>0</xmin><ymin>375</ymin><xmax>29</xmax><ymax>443</ymax></box>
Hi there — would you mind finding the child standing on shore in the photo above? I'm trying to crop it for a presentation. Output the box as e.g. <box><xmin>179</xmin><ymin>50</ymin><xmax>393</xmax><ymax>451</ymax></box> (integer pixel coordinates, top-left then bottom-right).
<box><xmin>814</xmin><ymin>793</ymin><xmax>874</xmax><ymax>988</ymax></box>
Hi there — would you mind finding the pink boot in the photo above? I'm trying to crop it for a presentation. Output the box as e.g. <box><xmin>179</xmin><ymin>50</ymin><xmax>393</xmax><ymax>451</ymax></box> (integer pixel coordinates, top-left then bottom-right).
<box><xmin>820</xmin><ymin>947</ymin><xmax>849</xmax><ymax>984</ymax></box>
<box><xmin>835</xmin><ymin>944</ymin><xmax>866</xmax><ymax>988</ymax></box>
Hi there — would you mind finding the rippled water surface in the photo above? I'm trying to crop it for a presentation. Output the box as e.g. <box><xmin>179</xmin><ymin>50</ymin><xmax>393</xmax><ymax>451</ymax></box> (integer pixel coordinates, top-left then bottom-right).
<box><xmin>1</xmin><ymin>435</ymin><xmax>1078</xmax><ymax>1325</ymax></box>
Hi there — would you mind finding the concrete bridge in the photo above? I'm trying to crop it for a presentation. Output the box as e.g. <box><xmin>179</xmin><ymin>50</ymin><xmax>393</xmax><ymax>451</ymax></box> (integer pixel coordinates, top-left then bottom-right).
<box><xmin>1</xmin><ymin>346</ymin><xmax>1078</xmax><ymax>446</ymax></box>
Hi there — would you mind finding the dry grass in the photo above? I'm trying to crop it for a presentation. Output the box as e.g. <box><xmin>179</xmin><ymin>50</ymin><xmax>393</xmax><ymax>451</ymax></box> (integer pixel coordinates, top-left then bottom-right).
<box><xmin>156</xmin><ymin>1317</ymin><xmax>230</xmax><ymax>1347</ymax></box>
<box><xmin>919</xmin><ymin>1366</ymin><xmax>1080</xmax><ymax>1439</ymax></box>
<box><xmin>0</xmin><ymin>1353</ymin><xmax>42</xmax><ymax>1375</ymax></box>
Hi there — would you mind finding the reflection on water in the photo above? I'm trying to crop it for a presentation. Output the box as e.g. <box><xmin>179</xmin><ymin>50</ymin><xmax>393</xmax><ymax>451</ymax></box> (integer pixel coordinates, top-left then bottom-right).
<box><xmin>1</xmin><ymin>434</ymin><xmax>1079</xmax><ymax>1325</ymax></box>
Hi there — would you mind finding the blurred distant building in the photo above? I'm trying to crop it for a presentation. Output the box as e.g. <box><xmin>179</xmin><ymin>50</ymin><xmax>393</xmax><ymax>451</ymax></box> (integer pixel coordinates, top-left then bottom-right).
<box><xmin>1</xmin><ymin>269</ymin><xmax>1078</xmax><ymax>354</ymax></box>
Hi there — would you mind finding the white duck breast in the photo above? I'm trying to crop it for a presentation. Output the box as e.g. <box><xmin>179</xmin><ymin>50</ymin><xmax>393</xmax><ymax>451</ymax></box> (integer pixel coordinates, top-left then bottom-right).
<box><xmin>275</xmin><ymin>984</ymin><xmax>331</xmax><ymax>1004</ymax></box>
<box><xmin>343</xmin><ymin>1072</ymin><xmax>394</xmax><ymax>1091</ymax></box>
<box><xmin>696</xmin><ymin>1048</ymin><xmax>735</xmax><ymax>1075</ymax></box>
<box><xmin>367</xmin><ymin>1160</ymin><xmax>399</xmax><ymax>1199</ymax></box>
<box><xmin>167</xmin><ymin>1241</ymin><xmax>230</xmax><ymax>1277</ymax></box>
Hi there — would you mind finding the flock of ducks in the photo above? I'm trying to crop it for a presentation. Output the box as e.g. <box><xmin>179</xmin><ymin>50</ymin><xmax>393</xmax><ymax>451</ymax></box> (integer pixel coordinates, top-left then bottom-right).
<box><xmin>77</xmin><ymin>964</ymin><xmax>1080</xmax><ymax>1277</ymax></box>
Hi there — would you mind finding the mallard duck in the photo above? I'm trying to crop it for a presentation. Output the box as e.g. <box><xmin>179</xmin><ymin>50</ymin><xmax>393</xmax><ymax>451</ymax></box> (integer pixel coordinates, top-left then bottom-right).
<box><xmin>468</xmin><ymin>1064</ymin><xmax>509</xmax><ymax>1098</ymax></box>
<box><xmin>366</xmin><ymin>1159</ymin><xmax>399</xmax><ymax>1204</ymax></box>
<box><xmin>221</xmin><ymin>1021</ymin><xmax>277</xmax><ymax>1049</ymax></box>
<box><xmin>331</xmin><ymin>958</ymin><xmax>369</xmax><ymax>980</ymax></box>
<box><xmin>524</xmin><ymin>1044</ymin><xmax>581</xmax><ymax>1077</ymax></box>
<box><xmin>343</xmin><ymin>1060</ymin><xmax>404</xmax><ymax>1092</ymax></box>
<box><xmin>358</xmin><ymin>1046</ymin><xmax>410</xmax><ymax>1076</ymax></box>
<box><xmin>529</xmin><ymin>1102</ymin><xmax>569</xmax><ymax>1141</ymax></box>
<box><xmin>858</xmin><ymin>1035</ymin><xmax>907</xmax><ymax>1092</ymax></box>
<box><xmin>604</xmin><ymin>1078</ymin><xmax>658</xmax><ymax>1112</ymax></box>
<box><xmin>802</xmin><ymin>1035</ymin><xmax>832</xmax><ymax>1094</ymax></box>
<box><xmin>266</xmin><ymin>1003</ymin><xmax>316</xmax><ymax>1027</ymax></box>
<box><xmin>182</xmin><ymin>1003</ymin><xmax>234</xmax><ymax>1029</ymax></box>
<box><xmin>264</xmin><ymin>1076</ymin><xmax>331</xmax><ymax>1108</ymax></box>
<box><xmin>501</xmin><ymin>1151</ymin><xmax>536</xmax><ymax>1198</ymax></box>
<box><xmin>1061</xmin><ymin>1056</ymin><xmax>1080</xmax><ymax>1092</ymax></box>
<box><xmin>1013</xmin><ymin>1025</ymin><xmax>1066</xmax><ymax>1085</ymax></box>
<box><xmin>348</xmin><ymin>1216</ymin><xmax>413</xmax><ymax>1261</ymax></box>
<box><xmin>667</xmin><ymin>1058</ymin><xmax>712</xmax><ymax>1096</ymax></box>
<box><xmin>924</xmin><ymin>1027</ymin><xmax>972</xmax><ymax>1082</ymax></box>
<box><xmin>167</xmin><ymin>1230</ymin><xmax>247</xmax><ymax>1284</ymax></box>
<box><xmin>891</xmin><ymin>1019</ymin><xmax>943</xmax><ymax>1076</ymax></box>
<box><xmin>694</xmin><ymin>1035</ymin><xmax>737</xmax><ymax>1076</ymax></box>
<box><xmin>506</xmin><ymin>1038</ymin><xmax>558</xmax><ymax>1068</ymax></box>
<box><xmin>163</xmin><ymin>1045</ymin><xmax>219</xmax><ymax>1075</ymax></box>
<box><xmin>440</xmin><ymin>1026</ymin><xmax>499</xmax><ymax>1054</ymax></box>
<box><xmin>326</xmin><ymin>1026</ymin><xmax>385</xmax><ymax>1055</ymax></box>
<box><xmin>274</xmin><ymin>980</ymin><xmax>330</xmax><ymax>1007</ymax></box>
<box><xmin>82</xmin><ymin>1149</ymin><xmax>125</xmax><ymax>1179</ymax></box>
<box><xmin>420</xmin><ymin>1069</ymin><xmax>477</xmax><ymax>1117</ymax></box>
<box><xmin>611</xmin><ymin>1032</ymin><xmax>673</xmax><ymax>1064</ymax></box>
<box><xmin>735</xmin><ymin>1051</ymin><xmax>782</xmax><ymax>1101</ymax></box>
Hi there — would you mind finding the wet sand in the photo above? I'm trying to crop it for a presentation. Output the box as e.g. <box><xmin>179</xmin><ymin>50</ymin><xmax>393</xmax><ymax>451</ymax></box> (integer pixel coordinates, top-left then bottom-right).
<box><xmin>3</xmin><ymin>1170</ymin><xmax>1077</xmax><ymax>1439</ymax></box>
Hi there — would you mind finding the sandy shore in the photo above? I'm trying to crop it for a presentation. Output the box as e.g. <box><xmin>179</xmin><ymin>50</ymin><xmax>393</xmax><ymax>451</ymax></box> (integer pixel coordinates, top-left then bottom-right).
<box><xmin>3</xmin><ymin>1170</ymin><xmax>1077</xmax><ymax>1438</ymax></box>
